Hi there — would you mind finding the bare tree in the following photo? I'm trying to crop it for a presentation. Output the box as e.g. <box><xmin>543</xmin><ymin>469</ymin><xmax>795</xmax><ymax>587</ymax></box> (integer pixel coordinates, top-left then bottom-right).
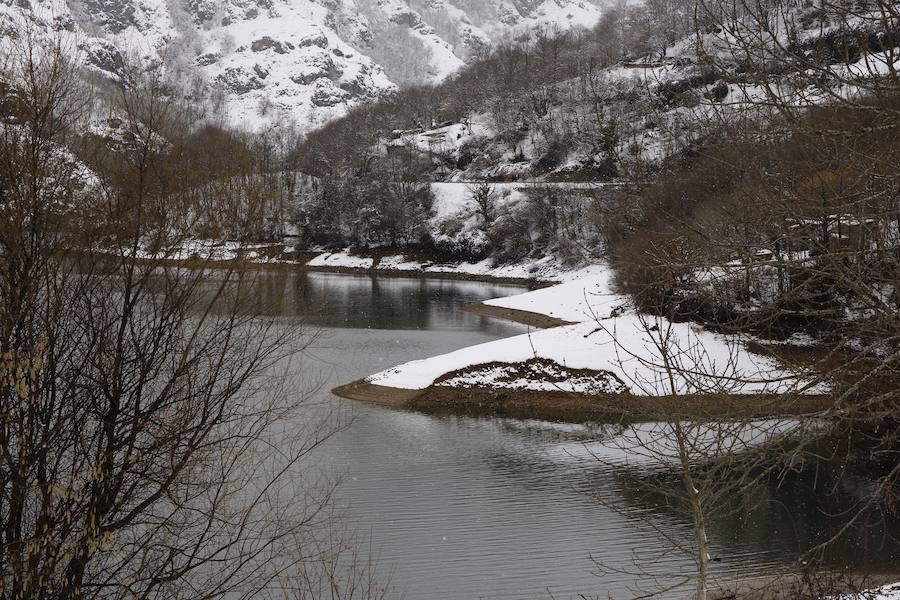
<box><xmin>0</xmin><ymin>34</ymin><xmax>381</xmax><ymax>600</ymax></box>
<box><xmin>604</xmin><ymin>2</ymin><xmax>900</xmax><ymax>592</ymax></box>
<box><xmin>468</xmin><ymin>181</ymin><xmax>496</xmax><ymax>232</ymax></box>
<box><xmin>585</xmin><ymin>311</ymin><xmax>816</xmax><ymax>600</ymax></box>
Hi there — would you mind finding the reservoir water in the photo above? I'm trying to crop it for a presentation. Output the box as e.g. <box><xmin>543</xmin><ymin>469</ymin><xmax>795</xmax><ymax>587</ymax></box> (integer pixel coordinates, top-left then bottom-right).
<box><xmin>210</xmin><ymin>269</ymin><xmax>899</xmax><ymax>599</ymax></box>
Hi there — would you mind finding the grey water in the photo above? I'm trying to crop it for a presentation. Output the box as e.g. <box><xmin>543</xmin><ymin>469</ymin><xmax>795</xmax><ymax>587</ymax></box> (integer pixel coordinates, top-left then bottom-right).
<box><xmin>212</xmin><ymin>269</ymin><xmax>900</xmax><ymax>600</ymax></box>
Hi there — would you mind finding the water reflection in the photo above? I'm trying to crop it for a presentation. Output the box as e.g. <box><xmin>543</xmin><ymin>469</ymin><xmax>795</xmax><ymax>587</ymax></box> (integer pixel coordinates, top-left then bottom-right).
<box><xmin>217</xmin><ymin>269</ymin><xmax>533</xmax><ymax>331</ymax></box>
<box><xmin>394</xmin><ymin>415</ymin><xmax>900</xmax><ymax>598</ymax></box>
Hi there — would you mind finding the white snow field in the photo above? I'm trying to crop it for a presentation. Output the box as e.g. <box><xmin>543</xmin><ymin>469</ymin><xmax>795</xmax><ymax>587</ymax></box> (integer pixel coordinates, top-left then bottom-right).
<box><xmin>306</xmin><ymin>252</ymin><xmax>376</xmax><ymax>269</ymax></box>
<box><xmin>366</xmin><ymin>268</ymin><xmax>823</xmax><ymax>397</ymax></box>
<box><xmin>844</xmin><ymin>583</ymin><xmax>900</xmax><ymax>600</ymax></box>
<box><xmin>482</xmin><ymin>270</ymin><xmax>626</xmax><ymax>323</ymax></box>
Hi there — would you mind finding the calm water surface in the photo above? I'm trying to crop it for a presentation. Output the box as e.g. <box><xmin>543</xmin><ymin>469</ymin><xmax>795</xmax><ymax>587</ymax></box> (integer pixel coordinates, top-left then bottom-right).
<box><xmin>225</xmin><ymin>270</ymin><xmax>897</xmax><ymax>600</ymax></box>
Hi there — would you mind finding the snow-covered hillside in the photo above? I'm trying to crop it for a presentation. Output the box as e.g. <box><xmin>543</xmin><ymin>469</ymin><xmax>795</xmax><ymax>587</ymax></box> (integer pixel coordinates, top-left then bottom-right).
<box><xmin>0</xmin><ymin>0</ymin><xmax>610</xmax><ymax>131</ymax></box>
<box><xmin>328</xmin><ymin>0</ymin><xmax>608</xmax><ymax>84</ymax></box>
<box><xmin>377</xmin><ymin>6</ymin><xmax>900</xmax><ymax>183</ymax></box>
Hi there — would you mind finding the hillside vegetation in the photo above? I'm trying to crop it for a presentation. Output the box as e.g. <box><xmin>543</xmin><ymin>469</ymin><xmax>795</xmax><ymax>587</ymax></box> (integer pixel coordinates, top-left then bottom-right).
<box><xmin>293</xmin><ymin>0</ymin><xmax>900</xmax><ymax>346</ymax></box>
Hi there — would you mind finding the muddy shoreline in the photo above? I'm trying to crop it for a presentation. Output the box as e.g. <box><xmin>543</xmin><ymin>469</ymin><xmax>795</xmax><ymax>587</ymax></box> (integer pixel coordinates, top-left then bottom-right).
<box><xmin>332</xmin><ymin>378</ymin><xmax>832</xmax><ymax>423</ymax></box>
<box><xmin>461</xmin><ymin>303</ymin><xmax>574</xmax><ymax>328</ymax></box>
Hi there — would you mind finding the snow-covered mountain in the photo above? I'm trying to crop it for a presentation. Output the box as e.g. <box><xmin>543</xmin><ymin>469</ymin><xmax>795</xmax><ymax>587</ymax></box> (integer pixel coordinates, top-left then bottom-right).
<box><xmin>0</xmin><ymin>0</ymin><xmax>608</xmax><ymax>131</ymax></box>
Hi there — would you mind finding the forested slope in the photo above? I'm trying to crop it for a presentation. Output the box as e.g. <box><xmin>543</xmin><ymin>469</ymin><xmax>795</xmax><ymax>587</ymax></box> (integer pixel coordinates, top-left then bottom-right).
<box><xmin>293</xmin><ymin>0</ymin><xmax>900</xmax><ymax>347</ymax></box>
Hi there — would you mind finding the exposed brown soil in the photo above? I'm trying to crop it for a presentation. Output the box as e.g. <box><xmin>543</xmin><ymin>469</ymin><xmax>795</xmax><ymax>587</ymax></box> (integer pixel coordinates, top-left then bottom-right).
<box><xmin>408</xmin><ymin>386</ymin><xmax>829</xmax><ymax>421</ymax></box>
<box><xmin>332</xmin><ymin>374</ymin><xmax>833</xmax><ymax>423</ymax></box>
<box><xmin>461</xmin><ymin>303</ymin><xmax>574</xmax><ymax>328</ymax></box>
<box><xmin>331</xmin><ymin>380</ymin><xmax>423</xmax><ymax>408</ymax></box>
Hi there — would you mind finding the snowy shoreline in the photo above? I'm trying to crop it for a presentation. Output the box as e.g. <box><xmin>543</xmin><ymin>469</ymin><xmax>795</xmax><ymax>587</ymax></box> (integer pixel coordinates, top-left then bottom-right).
<box><xmin>332</xmin><ymin>261</ymin><xmax>831</xmax><ymax>420</ymax></box>
<box><xmin>113</xmin><ymin>242</ymin><xmax>829</xmax><ymax>420</ymax></box>
<box><xmin>106</xmin><ymin>244</ymin><xmax>567</xmax><ymax>286</ymax></box>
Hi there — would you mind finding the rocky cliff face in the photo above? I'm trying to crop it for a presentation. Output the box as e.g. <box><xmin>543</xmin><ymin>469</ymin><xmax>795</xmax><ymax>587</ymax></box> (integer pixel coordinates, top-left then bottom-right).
<box><xmin>0</xmin><ymin>0</ymin><xmax>607</xmax><ymax>131</ymax></box>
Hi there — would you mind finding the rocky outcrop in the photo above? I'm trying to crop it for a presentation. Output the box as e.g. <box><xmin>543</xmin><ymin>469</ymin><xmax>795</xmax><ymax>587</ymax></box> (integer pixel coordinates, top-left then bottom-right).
<box><xmin>2</xmin><ymin>0</ymin><xmax>607</xmax><ymax>131</ymax></box>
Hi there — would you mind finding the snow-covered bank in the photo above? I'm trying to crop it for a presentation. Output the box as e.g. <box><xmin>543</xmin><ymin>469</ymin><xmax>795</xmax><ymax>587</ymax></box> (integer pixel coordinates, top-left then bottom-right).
<box><xmin>306</xmin><ymin>252</ymin><xmax>375</xmax><ymax>269</ymax></box>
<box><xmin>118</xmin><ymin>238</ymin><xmax>596</xmax><ymax>284</ymax></box>
<box><xmin>366</xmin><ymin>315</ymin><xmax>820</xmax><ymax>396</ymax></box>
<box><xmin>482</xmin><ymin>270</ymin><xmax>626</xmax><ymax>323</ymax></box>
<box><xmin>305</xmin><ymin>249</ymin><xmax>603</xmax><ymax>283</ymax></box>
<box><xmin>123</xmin><ymin>239</ymin><xmax>294</xmax><ymax>263</ymax></box>
<box><xmin>357</xmin><ymin>263</ymin><xmax>827</xmax><ymax>403</ymax></box>
<box><xmin>845</xmin><ymin>583</ymin><xmax>900</xmax><ymax>600</ymax></box>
